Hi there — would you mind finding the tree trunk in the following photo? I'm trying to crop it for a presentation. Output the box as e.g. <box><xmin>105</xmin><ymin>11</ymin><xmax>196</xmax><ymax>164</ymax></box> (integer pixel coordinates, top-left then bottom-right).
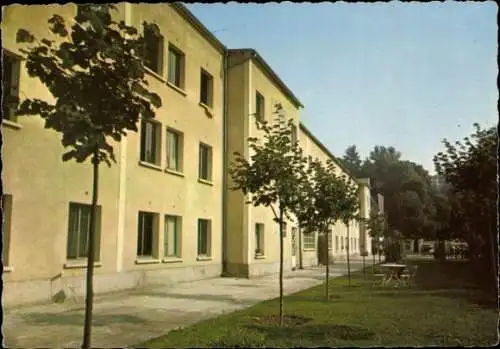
<box><xmin>279</xmin><ymin>209</ymin><xmax>284</xmax><ymax>326</ymax></box>
<box><xmin>82</xmin><ymin>150</ymin><xmax>99</xmax><ymax>349</ymax></box>
<box><xmin>362</xmin><ymin>253</ymin><xmax>366</xmax><ymax>279</ymax></box>
<box><xmin>487</xmin><ymin>209</ymin><xmax>497</xmax><ymax>290</ymax></box>
<box><xmin>347</xmin><ymin>223</ymin><xmax>351</xmax><ymax>287</ymax></box>
<box><xmin>325</xmin><ymin>228</ymin><xmax>329</xmax><ymax>300</ymax></box>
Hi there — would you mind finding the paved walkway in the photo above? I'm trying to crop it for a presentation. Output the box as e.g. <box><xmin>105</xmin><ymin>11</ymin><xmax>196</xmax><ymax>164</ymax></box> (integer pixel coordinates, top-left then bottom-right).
<box><xmin>3</xmin><ymin>262</ymin><xmax>365</xmax><ymax>348</ymax></box>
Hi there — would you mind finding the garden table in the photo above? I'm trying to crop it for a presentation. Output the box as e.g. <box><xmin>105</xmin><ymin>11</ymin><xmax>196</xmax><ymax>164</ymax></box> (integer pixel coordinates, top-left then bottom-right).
<box><xmin>379</xmin><ymin>263</ymin><xmax>407</xmax><ymax>286</ymax></box>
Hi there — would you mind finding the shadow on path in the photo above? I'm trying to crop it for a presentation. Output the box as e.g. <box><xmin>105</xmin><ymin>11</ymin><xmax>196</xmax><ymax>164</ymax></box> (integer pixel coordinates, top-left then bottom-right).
<box><xmin>133</xmin><ymin>291</ymin><xmax>257</xmax><ymax>306</ymax></box>
<box><xmin>20</xmin><ymin>312</ymin><xmax>148</xmax><ymax>327</ymax></box>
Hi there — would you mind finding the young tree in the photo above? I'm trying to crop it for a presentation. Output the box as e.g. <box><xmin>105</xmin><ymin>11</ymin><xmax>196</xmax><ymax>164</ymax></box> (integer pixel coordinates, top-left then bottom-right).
<box><xmin>15</xmin><ymin>5</ymin><xmax>162</xmax><ymax>348</ymax></box>
<box><xmin>338</xmin><ymin>177</ymin><xmax>362</xmax><ymax>287</ymax></box>
<box><xmin>229</xmin><ymin>103</ymin><xmax>307</xmax><ymax>326</ymax></box>
<box><xmin>296</xmin><ymin>158</ymin><xmax>350</xmax><ymax>299</ymax></box>
<box><xmin>365</xmin><ymin>211</ymin><xmax>387</xmax><ymax>271</ymax></box>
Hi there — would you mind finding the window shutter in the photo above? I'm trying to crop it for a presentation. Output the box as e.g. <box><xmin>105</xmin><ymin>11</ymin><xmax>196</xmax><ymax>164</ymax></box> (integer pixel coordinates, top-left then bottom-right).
<box><xmin>66</xmin><ymin>204</ymin><xmax>79</xmax><ymax>259</ymax></box>
<box><xmin>140</xmin><ymin>121</ymin><xmax>147</xmax><ymax>161</ymax></box>
<box><xmin>94</xmin><ymin>205</ymin><xmax>102</xmax><ymax>261</ymax></box>
<box><xmin>80</xmin><ymin>205</ymin><xmax>91</xmax><ymax>258</ymax></box>
<box><xmin>10</xmin><ymin>57</ymin><xmax>20</xmax><ymax>98</ymax></box>
<box><xmin>157</xmin><ymin>35</ymin><xmax>164</xmax><ymax>75</ymax></box>
<box><xmin>168</xmin><ymin>50</ymin><xmax>176</xmax><ymax>84</ymax></box>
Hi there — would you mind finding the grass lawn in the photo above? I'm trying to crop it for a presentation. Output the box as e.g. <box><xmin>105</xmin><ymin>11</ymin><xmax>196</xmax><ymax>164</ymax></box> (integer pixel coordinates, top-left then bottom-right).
<box><xmin>137</xmin><ymin>259</ymin><xmax>498</xmax><ymax>348</ymax></box>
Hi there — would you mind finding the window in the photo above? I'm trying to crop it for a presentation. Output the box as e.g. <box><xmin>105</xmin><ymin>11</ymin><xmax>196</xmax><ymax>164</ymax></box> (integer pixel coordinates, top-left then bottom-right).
<box><xmin>197</xmin><ymin>219</ymin><xmax>211</xmax><ymax>257</ymax></box>
<box><xmin>291</xmin><ymin>124</ymin><xmax>298</xmax><ymax>145</ymax></box>
<box><xmin>200</xmin><ymin>69</ymin><xmax>213</xmax><ymax>107</ymax></box>
<box><xmin>199</xmin><ymin>143</ymin><xmax>213</xmax><ymax>181</ymax></box>
<box><xmin>335</xmin><ymin>236</ymin><xmax>339</xmax><ymax>252</ymax></box>
<box><xmin>2</xmin><ymin>194</ymin><xmax>13</xmax><ymax>267</ymax></box>
<box><xmin>67</xmin><ymin>203</ymin><xmax>101</xmax><ymax>261</ymax></box>
<box><xmin>255</xmin><ymin>223</ymin><xmax>265</xmax><ymax>256</ymax></box>
<box><xmin>164</xmin><ymin>215</ymin><xmax>181</xmax><ymax>258</ymax></box>
<box><xmin>345</xmin><ymin>237</ymin><xmax>349</xmax><ymax>251</ymax></box>
<box><xmin>166</xmin><ymin>128</ymin><xmax>183</xmax><ymax>172</ymax></box>
<box><xmin>168</xmin><ymin>45</ymin><xmax>184</xmax><ymax>88</ymax></box>
<box><xmin>2</xmin><ymin>51</ymin><xmax>21</xmax><ymax>122</ymax></box>
<box><xmin>137</xmin><ymin>211</ymin><xmax>158</xmax><ymax>257</ymax></box>
<box><xmin>341</xmin><ymin>237</ymin><xmax>344</xmax><ymax>250</ymax></box>
<box><xmin>255</xmin><ymin>91</ymin><xmax>265</xmax><ymax>121</ymax></box>
<box><xmin>303</xmin><ymin>232</ymin><xmax>315</xmax><ymax>249</ymax></box>
<box><xmin>327</xmin><ymin>230</ymin><xmax>333</xmax><ymax>250</ymax></box>
<box><xmin>140</xmin><ymin>120</ymin><xmax>161</xmax><ymax>165</ymax></box>
<box><xmin>144</xmin><ymin>25</ymin><xmax>164</xmax><ymax>74</ymax></box>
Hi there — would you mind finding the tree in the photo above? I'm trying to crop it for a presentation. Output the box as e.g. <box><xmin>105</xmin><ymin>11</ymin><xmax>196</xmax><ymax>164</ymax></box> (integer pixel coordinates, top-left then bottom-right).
<box><xmin>229</xmin><ymin>103</ymin><xmax>307</xmax><ymax>326</ymax></box>
<box><xmin>15</xmin><ymin>5</ymin><xmax>162</xmax><ymax>348</ymax></box>
<box><xmin>340</xmin><ymin>145</ymin><xmax>363</xmax><ymax>177</ymax></box>
<box><xmin>434</xmin><ymin>123</ymin><xmax>497</xmax><ymax>287</ymax></box>
<box><xmin>296</xmin><ymin>158</ymin><xmax>351</xmax><ymax>299</ymax></box>
<box><xmin>365</xmin><ymin>211</ymin><xmax>387</xmax><ymax>269</ymax></box>
<box><xmin>338</xmin><ymin>177</ymin><xmax>361</xmax><ymax>287</ymax></box>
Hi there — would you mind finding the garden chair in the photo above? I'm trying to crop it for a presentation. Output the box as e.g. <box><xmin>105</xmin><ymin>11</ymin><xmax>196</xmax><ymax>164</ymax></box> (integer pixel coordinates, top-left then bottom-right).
<box><xmin>400</xmin><ymin>265</ymin><xmax>418</xmax><ymax>287</ymax></box>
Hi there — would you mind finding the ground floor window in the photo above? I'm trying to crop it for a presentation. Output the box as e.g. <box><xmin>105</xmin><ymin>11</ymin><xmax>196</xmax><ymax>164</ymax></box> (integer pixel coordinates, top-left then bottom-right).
<box><xmin>303</xmin><ymin>232</ymin><xmax>316</xmax><ymax>249</ymax></box>
<box><xmin>2</xmin><ymin>194</ymin><xmax>13</xmax><ymax>266</ymax></box>
<box><xmin>164</xmin><ymin>215</ymin><xmax>182</xmax><ymax>258</ymax></box>
<box><xmin>67</xmin><ymin>202</ymin><xmax>101</xmax><ymax>261</ymax></box>
<box><xmin>197</xmin><ymin>219</ymin><xmax>212</xmax><ymax>257</ymax></box>
<box><xmin>255</xmin><ymin>223</ymin><xmax>265</xmax><ymax>256</ymax></box>
<box><xmin>137</xmin><ymin>211</ymin><xmax>158</xmax><ymax>257</ymax></box>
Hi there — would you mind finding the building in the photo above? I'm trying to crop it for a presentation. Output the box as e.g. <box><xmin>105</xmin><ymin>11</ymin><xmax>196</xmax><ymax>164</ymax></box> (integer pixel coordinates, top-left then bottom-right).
<box><xmin>1</xmin><ymin>3</ymin><xmax>375</xmax><ymax>307</ymax></box>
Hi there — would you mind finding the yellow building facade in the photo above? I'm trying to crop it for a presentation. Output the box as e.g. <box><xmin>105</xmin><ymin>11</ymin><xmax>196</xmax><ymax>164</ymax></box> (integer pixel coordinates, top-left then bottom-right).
<box><xmin>1</xmin><ymin>3</ymin><xmax>374</xmax><ymax>307</ymax></box>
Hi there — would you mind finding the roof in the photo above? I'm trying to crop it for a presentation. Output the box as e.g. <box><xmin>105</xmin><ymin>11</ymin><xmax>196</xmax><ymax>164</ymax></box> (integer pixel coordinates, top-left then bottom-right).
<box><xmin>299</xmin><ymin>122</ymin><xmax>360</xmax><ymax>185</ymax></box>
<box><xmin>228</xmin><ymin>48</ymin><xmax>304</xmax><ymax>109</ymax></box>
<box><xmin>170</xmin><ymin>3</ymin><xmax>226</xmax><ymax>53</ymax></box>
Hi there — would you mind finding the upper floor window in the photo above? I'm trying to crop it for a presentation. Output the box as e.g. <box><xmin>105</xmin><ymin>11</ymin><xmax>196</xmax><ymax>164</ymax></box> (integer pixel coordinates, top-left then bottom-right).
<box><xmin>255</xmin><ymin>91</ymin><xmax>265</xmax><ymax>121</ymax></box>
<box><xmin>166</xmin><ymin>128</ymin><xmax>183</xmax><ymax>172</ymax></box>
<box><xmin>168</xmin><ymin>44</ymin><xmax>184</xmax><ymax>88</ymax></box>
<box><xmin>200</xmin><ymin>69</ymin><xmax>213</xmax><ymax>107</ymax></box>
<box><xmin>140</xmin><ymin>119</ymin><xmax>161</xmax><ymax>166</ymax></box>
<box><xmin>199</xmin><ymin>143</ymin><xmax>213</xmax><ymax>182</ymax></box>
<box><xmin>144</xmin><ymin>25</ymin><xmax>164</xmax><ymax>75</ymax></box>
<box><xmin>2</xmin><ymin>51</ymin><xmax>21</xmax><ymax>122</ymax></box>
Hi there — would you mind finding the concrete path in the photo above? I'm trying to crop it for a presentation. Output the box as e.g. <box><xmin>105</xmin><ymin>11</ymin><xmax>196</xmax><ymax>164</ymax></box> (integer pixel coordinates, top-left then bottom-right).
<box><xmin>3</xmin><ymin>262</ymin><xmax>365</xmax><ymax>348</ymax></box>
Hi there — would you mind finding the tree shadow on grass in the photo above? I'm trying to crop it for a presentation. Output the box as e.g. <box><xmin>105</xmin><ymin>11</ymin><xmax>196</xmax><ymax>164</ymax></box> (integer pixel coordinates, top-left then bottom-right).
<box><xmin>21</xmin><ymin>312</ymin><xmax>148</xmax><ymax>326</ymax></box>
<box><xmin>245</xmin><ymin>323</ymin><xmax>375</xmax><ymax>342</ymax></box>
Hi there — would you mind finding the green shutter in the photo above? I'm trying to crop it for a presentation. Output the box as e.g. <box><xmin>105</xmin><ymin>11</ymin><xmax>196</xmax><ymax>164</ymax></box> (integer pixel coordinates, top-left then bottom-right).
<box><xmin>66</xmin><ymin>204</ymin><xmax>79</xmax><ymax>259</ymax></box>
<box><xmin>94</xmin><ymin>205</ymin><xmax>102</xmax><ymax>262</ymax></box>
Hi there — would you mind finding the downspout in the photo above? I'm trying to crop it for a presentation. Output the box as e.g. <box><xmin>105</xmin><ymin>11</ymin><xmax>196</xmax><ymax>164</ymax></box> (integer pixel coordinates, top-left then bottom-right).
<box><xmin>221</xmin><ymin>46</ymin><xmax>229</xmax><ymax>276</ymax></box>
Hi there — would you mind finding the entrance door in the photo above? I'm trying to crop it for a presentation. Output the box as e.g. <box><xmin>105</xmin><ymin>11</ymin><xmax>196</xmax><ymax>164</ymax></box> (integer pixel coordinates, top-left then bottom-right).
<box><xmin>291</xmin><ymin>227</ymin><xmax>298</xmax><ymax>269</ymax></box>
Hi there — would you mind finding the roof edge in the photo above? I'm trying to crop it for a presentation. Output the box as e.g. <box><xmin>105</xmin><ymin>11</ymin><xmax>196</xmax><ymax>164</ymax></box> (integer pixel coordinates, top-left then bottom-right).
<box><xmin>299</xmin><ymin>122</ymin><xmax>360</xmax><ymax>185</ymax></box>
<box><xmin>170</xmin><ymin>3</ymin><xmax>226</xmax><ymax>53</ymax></box>
<box><xmin>229</xmin><ymin>48</ymin><xmax>304</xmax><ymax>109</ymax></box>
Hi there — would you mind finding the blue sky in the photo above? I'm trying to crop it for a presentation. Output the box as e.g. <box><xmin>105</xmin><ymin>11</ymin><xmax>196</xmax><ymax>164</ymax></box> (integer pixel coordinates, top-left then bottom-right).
<box><xmin>187</xmin><ymin>2</ymin><xmax>498</xmax><ymax>174</ymax></box>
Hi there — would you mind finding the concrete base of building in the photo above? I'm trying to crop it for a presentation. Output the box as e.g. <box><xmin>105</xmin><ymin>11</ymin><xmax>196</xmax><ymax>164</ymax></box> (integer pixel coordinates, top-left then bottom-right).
<box><xmin>301</xmin><ymin>256</ymin><xmax>319</xmax><ymax>268</ymax></box>
<box><xmin>3</xmin><ymin>264</ymin><xmax>222</xmax><ymax>308</ymax></box>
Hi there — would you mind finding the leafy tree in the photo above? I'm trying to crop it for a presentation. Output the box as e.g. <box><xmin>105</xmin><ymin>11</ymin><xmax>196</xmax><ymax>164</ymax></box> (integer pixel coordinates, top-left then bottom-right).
<box><xmin>338</xmin><ymin>178</ymin><xmax>362</xmax><ymax>287</ymax></box>
<box><xmin>229</xmin><ymin>104</ymin><xmax>307</xmax><ymax>326</ymax></box>
<box><xmin>15</xmin><ymin>5</ymin><xmax>162</xmax><ymax>348</ymax></box>
<box><xmin>434</xmin><ymin>123</ymin><xmax>497</xmax><ymax>287</ymax></box>
<box><xmin>340</xmin><ymin>144</ymin><xmax>363</xmax><ymax>177</ymax></box>
<box><xmin>365</xmin><ymin>211</ymin><xmax>387</xmax><ymax>269</ymax></box>
<box><xmin>296</xmin><ymin>158</ymin><xmax>351</xmax><ymax>299</ymax></box>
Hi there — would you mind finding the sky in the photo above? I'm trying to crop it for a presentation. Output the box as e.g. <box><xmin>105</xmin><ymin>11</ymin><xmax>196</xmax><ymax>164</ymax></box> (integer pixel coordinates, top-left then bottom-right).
<box><xmin>187</xmin><ymin>1</ymin><xmax>498</xmax><ymax>174</ymax></box>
